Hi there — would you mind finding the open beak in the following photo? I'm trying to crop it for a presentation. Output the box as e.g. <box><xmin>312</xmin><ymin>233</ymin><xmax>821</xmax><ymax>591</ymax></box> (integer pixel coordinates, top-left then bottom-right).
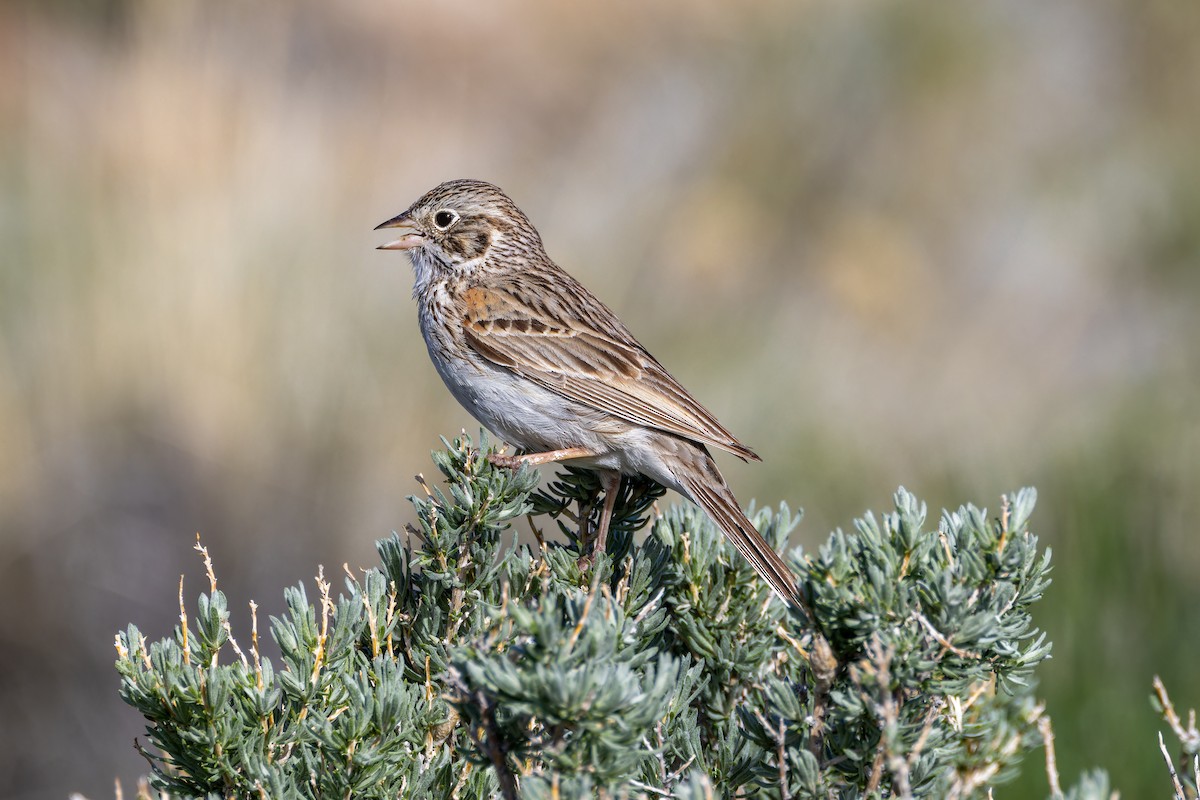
<box><xmin>374</xmin><ymin>212</ymin><xmax>424</xmax><ymax>250</ymax></box>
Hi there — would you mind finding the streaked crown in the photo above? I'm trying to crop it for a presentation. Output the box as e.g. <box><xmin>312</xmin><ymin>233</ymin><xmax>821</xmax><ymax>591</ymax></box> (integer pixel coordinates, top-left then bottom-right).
<box><xmin>376</xmin><ymin>179</ymin><xmax>544</xmax><ymax>270</ymax></box>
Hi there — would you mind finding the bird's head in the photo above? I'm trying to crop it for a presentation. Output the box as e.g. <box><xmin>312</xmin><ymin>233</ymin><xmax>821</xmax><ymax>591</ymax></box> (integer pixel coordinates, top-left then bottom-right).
<box><xmin>376</xmin><ymin>179</ymin><xmax>543</xmax><ymax>287</ymax></box>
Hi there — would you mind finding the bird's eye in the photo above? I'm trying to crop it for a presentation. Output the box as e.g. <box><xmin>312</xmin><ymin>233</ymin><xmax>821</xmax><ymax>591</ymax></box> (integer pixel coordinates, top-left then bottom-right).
<box><xmin>433</xmin><ymin>210</ymin><xmax>458</xmax><ymax>230</ymax></box>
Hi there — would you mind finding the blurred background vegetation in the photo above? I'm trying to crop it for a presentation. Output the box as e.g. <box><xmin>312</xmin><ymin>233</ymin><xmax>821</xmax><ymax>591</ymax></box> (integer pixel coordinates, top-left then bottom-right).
<box><xmin>2</xmin><ymin>0</ymin><xmax>1198</xmax><ymax>797</ymax></box>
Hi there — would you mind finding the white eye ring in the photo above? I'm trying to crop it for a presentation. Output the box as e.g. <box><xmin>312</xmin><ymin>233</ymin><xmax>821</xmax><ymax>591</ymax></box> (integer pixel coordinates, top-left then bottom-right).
<box><xmin>433</xmin><ymin>209</ymin><xmax>459</xmax><ymax>230</ymax></box>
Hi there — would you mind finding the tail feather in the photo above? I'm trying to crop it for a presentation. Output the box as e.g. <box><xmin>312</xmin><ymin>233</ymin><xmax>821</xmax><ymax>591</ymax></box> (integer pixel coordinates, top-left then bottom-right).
<box><xmin>681</xmin><ymin>471</ymin><xmax>803</xmax><ymax>608</ymax></box>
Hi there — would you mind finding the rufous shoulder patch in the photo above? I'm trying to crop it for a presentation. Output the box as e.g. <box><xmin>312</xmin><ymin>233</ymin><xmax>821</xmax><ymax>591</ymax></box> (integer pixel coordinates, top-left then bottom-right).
<box><xmin>462</xmin><ymin>286</ymin><xmax>498</xmax><ymax>323</ymax></box>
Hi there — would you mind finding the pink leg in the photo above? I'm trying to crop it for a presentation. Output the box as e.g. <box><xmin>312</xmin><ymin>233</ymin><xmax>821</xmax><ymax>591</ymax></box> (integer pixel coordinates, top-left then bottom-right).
<box><xmin>592</xmin><ymin>470</ymin><xmax>622</xmax><ymax>555</ymax></box>
<box><xmin>487</xmin><ymin>447</ymin><xmax>621</xmax><ymax>561</ymax></box>
<box><xmin>488</xmin><ymin>446</ymin><xmax>597</xmax><ymax>469</ymax></box>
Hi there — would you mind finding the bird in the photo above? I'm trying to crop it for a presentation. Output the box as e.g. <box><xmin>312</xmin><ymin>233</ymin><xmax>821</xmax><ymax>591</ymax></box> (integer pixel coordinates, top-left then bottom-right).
<box><xmin>376</xmin><ymin>179</ymin><xmax>801</xmax><ymax>607</ymax></box>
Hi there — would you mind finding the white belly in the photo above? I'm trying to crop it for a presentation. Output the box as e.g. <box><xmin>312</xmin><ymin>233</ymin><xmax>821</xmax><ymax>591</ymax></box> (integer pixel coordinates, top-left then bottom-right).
<box><xmin>421</xmin><ymin>328</ymin><xmax>684</xmax><ymax>490</ymax></box>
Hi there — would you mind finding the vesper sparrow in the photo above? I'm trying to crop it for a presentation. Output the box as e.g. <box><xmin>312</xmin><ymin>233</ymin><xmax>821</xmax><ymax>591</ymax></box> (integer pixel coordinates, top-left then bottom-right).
<box><xmin>376</xmin><ymin>179</ymin><xmax>801</xmax><ymax>607</ymax></box>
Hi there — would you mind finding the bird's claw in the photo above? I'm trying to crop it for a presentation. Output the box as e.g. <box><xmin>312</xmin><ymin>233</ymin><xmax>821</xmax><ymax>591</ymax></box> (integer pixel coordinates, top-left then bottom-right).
<box><xmin>487</xmin><ymin>453</ymin><xmax>524</xmax><ymax>470</ymax></box>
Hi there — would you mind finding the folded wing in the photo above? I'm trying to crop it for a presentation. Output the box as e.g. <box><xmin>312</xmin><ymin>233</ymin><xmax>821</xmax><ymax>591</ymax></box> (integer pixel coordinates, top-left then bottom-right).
<box><xmin>461</xmin><ymin>275</ymin><xmax>760</xmax><ymax>462</ymax></box>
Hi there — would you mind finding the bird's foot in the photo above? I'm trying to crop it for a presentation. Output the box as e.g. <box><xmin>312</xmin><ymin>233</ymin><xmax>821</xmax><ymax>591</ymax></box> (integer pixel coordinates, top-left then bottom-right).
<box><xmin>487</xmin><ymin>453</ymin><xmax>525</xmax><ymax>470</ymax></box>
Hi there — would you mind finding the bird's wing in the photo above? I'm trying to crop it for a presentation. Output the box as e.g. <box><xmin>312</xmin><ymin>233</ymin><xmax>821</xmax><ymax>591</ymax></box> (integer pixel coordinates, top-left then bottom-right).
<box><xmin>460</xmin><ymin>277</ymin><xmax>760</xmax><ymax>461</ymax></box>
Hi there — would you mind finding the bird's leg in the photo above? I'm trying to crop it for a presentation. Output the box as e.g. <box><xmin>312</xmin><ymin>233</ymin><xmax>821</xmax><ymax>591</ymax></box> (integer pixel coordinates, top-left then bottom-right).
<box><xmin>486</xmin><ymin>447</ymin><xmax>622</xmax><ymax>563</ymax></box>
<box><xmin>591</xmin><ymin>470</ymin><xmax>622</xmax><ymax>557</ymax></box>
<box><xmin>487</xmin><ymin>446</ymin><xmax>597</xmax><ymax>469</ymax></box>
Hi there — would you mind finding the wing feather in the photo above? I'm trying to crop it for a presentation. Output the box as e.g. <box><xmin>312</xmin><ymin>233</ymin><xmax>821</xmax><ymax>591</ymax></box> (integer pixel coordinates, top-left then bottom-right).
<box><xmin>461</xmin><ymin>277</ymin><xmax>759</xmax><ymax>461</ymax></box>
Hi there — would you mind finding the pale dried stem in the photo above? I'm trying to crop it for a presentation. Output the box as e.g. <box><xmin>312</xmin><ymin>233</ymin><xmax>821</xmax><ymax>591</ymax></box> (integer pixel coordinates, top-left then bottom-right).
<box><xmin>1161</xmin><ymin>731</ymin><xmax>1187</xmax><ymax>800</ymax></box>
<box><xmin>178</xmin><ymin>575</ymin><xmax>189</xmax><ymax>666</ymax></box>
<box><xmin>914</xmin><ymin>611</ymin><xmax>980</xmax><ymax>659</ymax></box>
<box><xmin>309</xmin><ymin>565</ymin><xmax>333</xmax><ymax>687</ymax></box>
<box><xmin>1039</xmin><ymin>715</ymin><xmax>1063</xmax><ymax>799</ymax></box>
<box><xmin>250</xmin><ymin>600</ymin><xmax>263</xmax><ymax>690</ymax></box>
<box><xmin>1156</xmin><ymin>675</ymin><xmax>1200</xmax><ymax>751</ymax></box>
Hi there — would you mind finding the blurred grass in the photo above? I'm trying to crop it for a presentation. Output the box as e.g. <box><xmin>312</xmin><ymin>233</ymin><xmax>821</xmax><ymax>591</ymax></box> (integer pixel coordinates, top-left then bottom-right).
<box><xmin>2</xmin><ymin>0</ymin><xmax>1199</xmax><ymax>797</ymax></box>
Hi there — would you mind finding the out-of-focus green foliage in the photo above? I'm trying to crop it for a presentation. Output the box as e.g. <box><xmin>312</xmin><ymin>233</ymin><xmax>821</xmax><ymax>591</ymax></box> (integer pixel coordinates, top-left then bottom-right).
<box><xmin>117</xmin><ymin>435</ymin><xmax>1070</xmax><ymax>798</ymax></box>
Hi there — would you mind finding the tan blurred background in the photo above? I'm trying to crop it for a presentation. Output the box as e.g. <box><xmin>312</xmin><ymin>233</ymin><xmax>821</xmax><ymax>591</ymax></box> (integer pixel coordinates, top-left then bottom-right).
<box><xmin>2</xmin><ymin>0</ymin><xmax>1199</xmax><ymax>797</ymax></box>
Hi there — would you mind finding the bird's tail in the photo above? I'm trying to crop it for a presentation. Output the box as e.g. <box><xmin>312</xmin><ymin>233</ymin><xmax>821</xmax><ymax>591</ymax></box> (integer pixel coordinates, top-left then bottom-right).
<box><xmin>677</xmin><ymin>457</ymin><xmax>803</xmax><ymax>609</ymax></box>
